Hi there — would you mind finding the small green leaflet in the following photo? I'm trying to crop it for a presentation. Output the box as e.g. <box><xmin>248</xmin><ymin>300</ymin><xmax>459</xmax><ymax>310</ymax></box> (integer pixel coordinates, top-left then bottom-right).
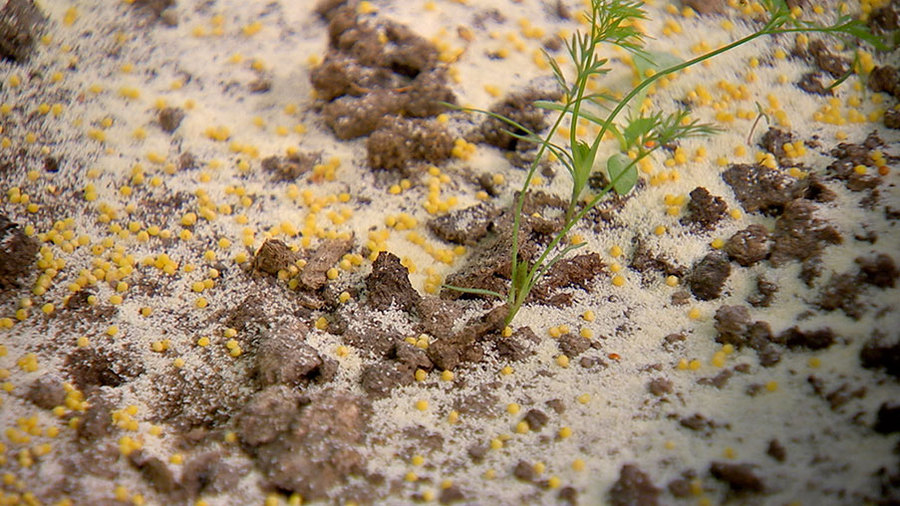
<box><xmin>607</xmin><ymin>153</ymin><xmax>637</xmax><ymax>195</ymax></box>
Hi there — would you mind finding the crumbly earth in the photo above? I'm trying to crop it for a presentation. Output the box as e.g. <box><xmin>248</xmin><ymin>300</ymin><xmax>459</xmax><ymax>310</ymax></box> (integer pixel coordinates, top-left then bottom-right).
<box><xmin>1</xmin><ymin>0</ymin><xmax>899</xmax><ymax>505</ymax></box>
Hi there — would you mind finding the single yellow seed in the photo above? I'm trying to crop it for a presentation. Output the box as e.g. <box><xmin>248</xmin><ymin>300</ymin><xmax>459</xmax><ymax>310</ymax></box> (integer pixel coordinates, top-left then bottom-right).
<box><xmin>766</xmin><ymin>380</ymin><xmax>778</xmax><ymax>392</ymax></box>
<box><xmin>441</xmin><ymin>370</ymin><xmax>454</xmax><ymax>381</ymax></box>
<box><xmin>688</xmin><ymin>307</ymin><xmax>701</xmax><ymax>320</ymax></box>
<box><xmin>515</xmin><ymin>421</ymin><xmax>530</xmax><ymax>434</ymax></box>
<box><xmin>507</xmin><ymin>403</ymin><xmax>520</xmax><ymax>415</ymax></box>
<box><xmin>415</xmin><ymin>400</ymin><xmax>428</xmax><ymax>411</ymax></box>
<box><xmin>558</xmin><ymin>426</ymin><xmax>572</xmax><ymax>438</ymax></box>
<box><xmin>808</xmin><ymin>357</ymin><xmax>821</xmax><ymax>368</ymax></box>
<box><xmin>611</xmin><ymin>275</ymin><xmax>625</xmax><ymax>287</ymax></box>
<box><xmin>556</xmin><ymin>355</ymin><xmax>570</xmax><ymax>368</ymax></box>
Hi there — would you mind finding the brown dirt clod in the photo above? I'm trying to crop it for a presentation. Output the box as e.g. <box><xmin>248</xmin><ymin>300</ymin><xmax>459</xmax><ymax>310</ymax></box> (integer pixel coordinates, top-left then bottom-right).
<box><xmin>724</xmin><ymin>224</ymin><xmax>771</xmax><ymax>267</ymax></box>
<box><xmin>365</xmin><ymin>251</ymin><xmax>421</xmax><ymax>312</ymax></box>
<box><xmin>681</xmin><ymin>187</ymin><xmax>727</xmax><ymax>230</ymax></box>
<box><xmin>0</xmin><ymin>0</ymin><xmax>45</xmax><ymax>63</ymax></box>
<box><xmin>688</xmin><ymin>252</ymin><xmax>731</xmax><ymax>301</ymax></box>
<box><xmin>608</xmin><ymin>464</ymin><xmax>660</xmax><ymax>506</ymax></box>
<box><xmin>709</xmin><ymin>462</ymin><xmax>765</xmax><ymax>493</ymax></box>
<box><xmin>0</xmin><ymin>213</ymin><xmax>40</xmax><ymax>290</ymax></box>
<box><xmin>254</xmin><ymin>239</ymin><xmax>301</xmax><ymax>275</ymax></box>
<box><xmin>255</xmin><ymin>391</ymin><xmax>369</xmax><ymax>501</ymax></box>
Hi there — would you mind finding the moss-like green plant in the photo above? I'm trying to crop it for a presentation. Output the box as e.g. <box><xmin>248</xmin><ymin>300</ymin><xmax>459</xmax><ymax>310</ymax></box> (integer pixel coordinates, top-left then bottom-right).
<box><xmin>446</xmin><ymin>0</ymin><xmax>884</xmax><ymax>326</ymax></box>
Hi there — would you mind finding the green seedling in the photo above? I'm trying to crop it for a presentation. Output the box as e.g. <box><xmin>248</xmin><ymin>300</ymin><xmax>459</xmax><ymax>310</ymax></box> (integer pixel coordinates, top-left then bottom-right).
<box><xmin>446</xmin><ymin>0</ymin><xmax>884</xmax><ymax>326</ymax></box>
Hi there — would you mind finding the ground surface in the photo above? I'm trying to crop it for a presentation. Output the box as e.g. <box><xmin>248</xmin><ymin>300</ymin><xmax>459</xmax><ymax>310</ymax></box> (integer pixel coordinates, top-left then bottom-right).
<box><xmin>1</xmin><ymin>0</ymin><xmax>899</xmax><ymax>504</ymax></box>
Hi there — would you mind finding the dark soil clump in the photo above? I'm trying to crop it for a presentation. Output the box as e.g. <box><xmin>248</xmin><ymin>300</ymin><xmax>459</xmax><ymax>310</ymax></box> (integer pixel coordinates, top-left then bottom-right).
<box><xmin>0</xmin><ymin>213</ymin><xmax>39</xmax><ymax>290</ymax></box>
<box><xmin>796</xmin><ymin>72</ymin><xmax>832</xmax><ymax>96</ymax></box>
<box><xmin>254</xmin><ymin>391</ymin><xmax>370</xmax><ymax>501</ymax></box>
<box><xmin>474</xmin><ymin>88</ymin><xmax>564</xmax><ymax>153</ymax></box>
<box><xmin>724</xmin><ymin>224</ymin><xmax>771</xmax><ymax>267</ymax></box>
<box><xmin>770</xmin><ymin>199</ymin><xmax>841</xmax><ymax>267</ymax></box>
<box><xmin>0</xmin><ymin>0</ymin><xmax>45</xmax><ymax>63</ymax></box>
<box><xmin>869</xmin><ymin>65</ymin><xmax>900</xmax><ymax>99</ymax></box>
<box><xmin>688</xmin><ymin>252</ymin><xmax>730</xmax><ymax>300</ymax></box>
<box><xmin>261</xmin><ymin>152</ymin><xmax>319</xmax><ymax>182</ymax></box>
<box><xmin>860</xmin><ymin>331</ymin><xmax>900</xmax><ymax>378</ymax></box>
<box><xmin>608</xmin><ymin>464</ymin><xmax>660</xmax><ymax>506</ymax></box>
<box><xmin>367</xmin><ymin>116</ymin><xmax>454</xmax><ymax>173</ymax></box>
<box><xmin>681</xmin><ymin>187</ymin><xmax>727</xmax><ymax>230</ymax></box>
<box><xmin>158</xmin><ymin>107</ymin><xmax>184</xmax><ymax>133</ymax></box>
<box><xmin>721</xmin><ymin>163</ymin><xmax>798</xmax><ymax>215</ymax></box>
<box><xmin>311</xmin><ymin>5</ymin><xmax>456</xmax><ymax>141</ymax></box>
<box><xmin>709</xmin><ymin>462</ymin><xmax>765</xmax><ymax>493</ymax></box>
<box><xmin>428</xmin><ymin>203</ymin><xmax>500</xmax><ymax>245</ymax></box>
<box><xmin>365</xmin><ymin>251</ymin><xmax>421</xmax><ymax>312</ymax></box>
<box><xmin>254</xmin><ymin>239</ymin><xmax>301</xmax><ymax>275</ymax></box>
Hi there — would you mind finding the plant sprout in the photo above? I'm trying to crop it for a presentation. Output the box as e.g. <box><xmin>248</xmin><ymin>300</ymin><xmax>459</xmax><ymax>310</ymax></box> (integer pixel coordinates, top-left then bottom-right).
<box><xmin>445</xmin><ymin>0</ymin><xmax>885</xmax><ymax>326</ymax></box>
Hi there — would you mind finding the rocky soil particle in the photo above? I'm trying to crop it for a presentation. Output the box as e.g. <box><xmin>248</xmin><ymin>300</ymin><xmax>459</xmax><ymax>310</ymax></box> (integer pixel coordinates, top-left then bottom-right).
<box><xmin>522</xmin><ymin>408</ymin><xmax>549</xmax><ymax>431</ymax></box>
<box><xmin>608</xmin><ymin>464</ymin><xmax>660</xmax><ymax>506</ymax></box>
<box><xmin>365</xmin><ymin>251</ymin><xmax>421</xmax><ymax>312</ymax></box>
<box><xmin>0</xmin><ymin>0</ymin><xmax>45</xmax><ymax>63</ymax></box>
<box><xmin>868</xmin><ymin>2</ymin><xmax>899</xmax><ymax>33</ymax></box>
<box><xmin>297</xmin><ymin>236</ymin><xmax>354</xmax><ymax>291</ymax></box>
<box><xmin>428</xmin><ymin>203</ymin><xmax>500</xmax><ymax>245</ymax></box>
<box><xmin>758</xmin><ymin>127</ymin><xmax>797</xmax><ymax>167</ymax></box>
<box><xmin>64</xmin><ymin>346</ymin><xmax>144</xmax><ymax>390</ymax></box>
<box><xmin>709</xmin><ymin>462</ymin><xmax>765</xmax><ymax>493</ymax></box>
<box><xmin>629</xmin><ymin>237</ymin><xmax>688</xmax><ymax>284</ymax></box>
<box><xmin>441</xmin><ymin>213</ymin><xmax>539</xmax><ymax>301</ymax></box>
<box><xmin>780</xmin><ymin>326</ymin><xmax>836</xmax><ymax>350</ymax></box>
<box><xmin>439</xmin><ymin>484</ymin><xmax>465</xmax><ymax>503</ymax></box>
<box><xmin>770</xmin><ymin>199</ymin><xmax>841</xmax><ymax>267</ymax></box>
<box><xmin>530</xmin><ymin>252</ymin><xmax>606</xmax><ymax>304</ymax></box>
<box><xmin>885</xmin><ymin>109</ymin><xmax>900</xmax><ymax>129</ymax></box>
<box><xmin>0</xmin><ymin>213</ymin><xmax>39</xmax><ymax>290</ymax></box>
<box><xmin>359</xmin><ymin>361</ymin><xmax>413</xmax><ymax>398</ymax></box>
<box><xmin>235</xmin><ymin>385</ymin><xmax>307</xmax><ymax>447</ymax></box>
<box><xmin>416</xmin><ymin>296</ymin><xmax>463</xmax><ymax>338</ymax></box>
<box><xmin>796</xmin><ymin>72</ymin><xmax>832</xmax><ymax>96</ymax></box>
<box><xmin>366</xmin><ymin>116</ymin><xmax>453</xmax><ymax>172</ymax></box>
<box><xmin>491</xmin><ymin>325</ymin><xmax>539</xmax><ymax>361</ymax></box>
<box><xmin>129</xmin><ymin>0</ymin><xmax>175</xmax><ymax>21</ymax></box>
<box><xmin>724</xmin><ymin>224</ymin><xmax>771</xmax><ymax>267</ymax></box>
<box><xmin>648</xmin><ymin>377</ymin><xmax>673</xmax><ymax>396</ymax></box>
<box><xmin>180</xmin><ymin>451</ymin><xmax>243</xmax><ymax>499</ymax></box>
<box><xmin>688</xmin><ymin>251</ymin><xmax>731</xmax><ymax>300</ymax></box>
<box><xmin>860</xmin><ymin>331</ymin><xmax>900</xmax><ymax>378</ymax></box>
<box><xmin>697</xmin><ymin>368</ymin><xmax>734</xmax><ymax>388</ymax></box>
<box><xmin>817</xmin><ymin>272</ymin><xmax>863</xmax><ymax>319</ymax></box>
<box><xmin>427</xmin><ymin>304</ymin><xmax>506</xmax><ymax>370</ymax></box>
<box><xmin>681</xmin><ymin>0</ymin><xmax>725</xmax><ymax>14</ymax></box>
<box><xmin>869</xmin><ymin>65</ymin><xmax>900</xmax><ymax>99</ymax></box>
<box><xmin>767</xmin><ymin>439</ymin><xmax>787</xmax><ymax>462</ymax></box>
<box><xmin>857</xmin><ymin>253</ymin><xmax>899</xmax><ymax>288</ymax></box>
<box><xmin>680</xmin><ymin>413</ymin><xmax>717</xmax><ymax>433</ymax></box>
<box><xmin>255</xmin><ymin>391</ymin><xmax>369</xmax><ymax>500</ymax></box>
<box><xmin>256</xmin><ymin>321</ymin><xmax>334</xmax><ymax>387</ymax></box>
<box><xmin>557</xmin><ymin>331</ymin><xmax>591</xmax><ymax>358</ymax></box>
<box><xmin>24</xmin><ymin>374</ymin><xmax>66</xmax><ymax>410</ymax></box>
<box><xmin>681</xmin><ymin>187</ymin><xmax>727</xmax><ymax>230</ymax></box>
<box><xmin>827</xmin><ymin>132</ymin><xmax>886</xmax><ymax>193</ymax></box>
<box><xmin>806</xmin><ymin>39</ymin><xmax>850</xmax><ymax>78</ymax></box>
<box><xmin>158</xmin><ymin>107</ymin><xmax>184</xmax><ymax>133</ymax></box>
<box><xmin>75</xmin><ymin>388</ymin><xmax>116</xmax><ymax>442</ymax></box>
<box><xmin>513</xmin><ymin>460</ymin><xmax>536</xmax><ymax>482</ymax></box>
<box><xmin>128</xmin><ymin>450</ymin><xmax>176</xmax><ymax>494</ymax></box>
<box><xmin>312</xmin><ymin>7</ymin><xmax>455</xmax><ymax>140</ymax></box>
<box><xmin>253</xmin><ymin>239</ymin><xmax>301</xmax><ymax>275</ymax></box>
<box><xmin>474</xmin><ymin>88</ymin><xmax>564</xmax><ymax>152</ymax></box>
<box><xmin>713</xmin><ymin>306</ymin><xmax>782</xmax><ymax>366</ymax></box>
<box><xmin>260</xmin><ymin>152</ymin><xmax>319</xmax><ymax>182</ymax></box>
<box><xmin>721</xmin><ymin>163</ymin><xmax>800</xmax><ymax>215</ymax></box>
<box><xmin>875</xmin><ymin>403</ymin><xmax>900</xmax><ymax>434</ymax></box>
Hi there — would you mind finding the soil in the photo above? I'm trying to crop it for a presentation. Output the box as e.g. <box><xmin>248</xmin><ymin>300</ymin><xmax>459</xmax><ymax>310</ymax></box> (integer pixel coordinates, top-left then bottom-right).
<box><xmin>1</xmin><ymin>0</ymin><xmax>898</xmax><ymax>505</ymax></box>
